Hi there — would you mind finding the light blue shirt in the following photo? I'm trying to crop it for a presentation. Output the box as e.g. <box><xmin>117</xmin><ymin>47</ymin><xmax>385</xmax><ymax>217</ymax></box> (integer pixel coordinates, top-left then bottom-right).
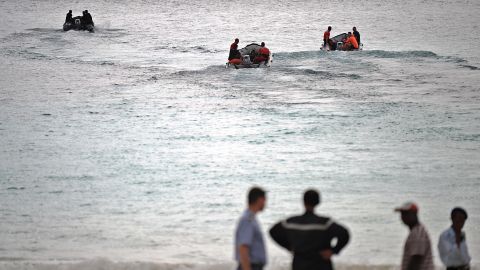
<box><xmin>234</xmin><ymin>209</ymin><xmax>267</xmax><ymax>264</ymax></box>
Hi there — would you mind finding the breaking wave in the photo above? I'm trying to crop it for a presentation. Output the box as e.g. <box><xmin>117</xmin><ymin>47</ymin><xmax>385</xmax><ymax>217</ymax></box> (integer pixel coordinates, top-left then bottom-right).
<box><xmin>361</xmin><ymin>50</ymin><xmax>439</xmax><ymax>58</ymax></box>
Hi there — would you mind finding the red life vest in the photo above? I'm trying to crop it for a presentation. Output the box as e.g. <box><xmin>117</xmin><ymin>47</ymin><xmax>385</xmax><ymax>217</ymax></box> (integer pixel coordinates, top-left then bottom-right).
<box><xmin>259</xmin><ymin>47</ymin><xmax>270</xmax><ymax>56</ymax></box>
<box><xmin>324</xmin><ymin>31</ymin><xmax>330</xmax><ymax>40</ymax></box>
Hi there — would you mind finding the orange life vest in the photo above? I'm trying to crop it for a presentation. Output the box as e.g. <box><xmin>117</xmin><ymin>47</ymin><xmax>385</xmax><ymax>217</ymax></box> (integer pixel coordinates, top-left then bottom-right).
<box><xmin>347</xmin><ymin>36</ymin><xmax>359</xmax><ymax>49</ymax></box>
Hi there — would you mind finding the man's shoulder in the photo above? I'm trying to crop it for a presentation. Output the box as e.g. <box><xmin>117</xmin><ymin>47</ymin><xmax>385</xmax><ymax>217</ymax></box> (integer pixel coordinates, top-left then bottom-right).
<box><xmin>439</xmin><ymin>227</ymin><xmax>453</xmax><ymax>239</ymax></box>
<box><xmin>239</xmin><ymin>210</ymin><xmax>256</xmax><ymax>223</ymax></box>
<box><xmin>409</xmin><ymin>224</ymin><xmax>432</xmax><ymax>241</ymax></box>
<box><xmin>284</xmin><ymin>214</ymin><xmax>333</xmax><ymax>228</ymax></box>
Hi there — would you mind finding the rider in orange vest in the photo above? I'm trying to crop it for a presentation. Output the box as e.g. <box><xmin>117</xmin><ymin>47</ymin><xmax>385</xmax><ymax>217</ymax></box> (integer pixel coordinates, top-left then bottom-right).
<box><xmin>323</xmin><ymin>26</ymin><xmax>332</xmax><ymax>48</ymax></box>
<box><xmin>254</xmin><ymin>42</ymin><xmax>270</xmax><ymax>64</ymax></box>
<box><xmin>343</xmin><ymin>32</ymin><xmax>359</xmax><ymax>50</ymax></box>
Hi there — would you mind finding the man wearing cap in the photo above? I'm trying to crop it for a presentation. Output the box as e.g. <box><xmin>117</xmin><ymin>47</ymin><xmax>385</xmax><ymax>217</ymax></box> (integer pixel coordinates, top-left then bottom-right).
<box><xmin>269</xmin><ymin>189</ymin><xmax>350</xmax><ymax>270</ymax></box>
<box><xmin>234</xmin><ymin>187</ymin><xmax>267</xmax><ymax>270</ymax></box>
<box><xmin>395</xmin><ymin>202</ymin><xmax>434</xmax><ymax>270</ymax></box>
<box><xmin>438</xmin><ymin>207</ymin><xmax>471</xmax><ymax>270</ymax></box>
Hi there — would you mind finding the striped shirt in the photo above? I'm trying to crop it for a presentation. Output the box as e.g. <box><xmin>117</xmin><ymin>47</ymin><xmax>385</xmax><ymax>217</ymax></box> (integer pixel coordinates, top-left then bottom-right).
<box><xmin>401</xmin><ymin>224</ymin><xmax>434</xmax><ymax>270</ymax></box>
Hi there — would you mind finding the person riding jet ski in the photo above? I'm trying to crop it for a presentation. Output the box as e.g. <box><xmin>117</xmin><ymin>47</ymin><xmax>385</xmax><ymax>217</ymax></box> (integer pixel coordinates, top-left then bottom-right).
<box><xmin>253</xmin><ymin>42</ymin><xmax>270</xmax><ymax>64</ymax></box>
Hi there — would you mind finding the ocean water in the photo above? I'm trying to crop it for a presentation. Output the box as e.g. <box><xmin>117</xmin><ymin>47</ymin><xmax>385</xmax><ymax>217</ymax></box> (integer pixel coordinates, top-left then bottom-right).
<box><xmin>0</xmin><ymin>0</ymin><xmax>479</xmax><ymax>269</ymax></box>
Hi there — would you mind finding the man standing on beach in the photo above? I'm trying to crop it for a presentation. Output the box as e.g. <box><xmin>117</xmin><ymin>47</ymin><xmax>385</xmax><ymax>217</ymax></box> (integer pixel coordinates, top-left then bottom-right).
<box><xmin>269</xmin><ymin>189</ymin><xmax>350</xmax><ymax>270</ymax></box>
<box><xmin>234</xmin><ymin>187</ymin><xmax>267</xmax><ymax>270</ymax></box>
<box><xmin>438</xmin><ymin>207</ymin><xmax>471</xmax><ymax>270</ymax></box>
<box><xmin>395</xmin><ymin>202</ymin><xmax>434</xmax><ymax>270</ymax></box>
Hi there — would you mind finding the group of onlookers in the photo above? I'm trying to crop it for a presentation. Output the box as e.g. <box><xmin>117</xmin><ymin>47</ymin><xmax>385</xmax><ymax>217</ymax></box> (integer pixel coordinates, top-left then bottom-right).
<box><xmin>235</xmin><ymin>187</ymin><xmax>472</xmax><ymax>270</ymax></box>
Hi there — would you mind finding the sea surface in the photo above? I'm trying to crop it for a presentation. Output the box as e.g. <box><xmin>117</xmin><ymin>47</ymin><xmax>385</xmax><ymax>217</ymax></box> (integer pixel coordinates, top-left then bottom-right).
<box><xmin>0</xmin><ymin>0</ymin><xmax>479</xmax><ymax>269</ymax></box>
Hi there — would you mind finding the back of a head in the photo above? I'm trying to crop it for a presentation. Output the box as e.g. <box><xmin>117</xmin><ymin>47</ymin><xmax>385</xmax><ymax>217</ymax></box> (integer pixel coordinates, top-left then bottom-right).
<box><xmin>235</xmin><ymin>38</ymin><xmax>239</xmax><ymax>43</ymax></box>
<box><xmin>328</xmin><ymin>26</ymin><xmax>332</xmax><ymax>31</ymax></box>
<box><xmin>248</xmin><ymin>187</ymin><xmax>266</xmax><ymax>205</ymax></box>
<box><xmin>304</xmin><ymin>189</ymin><xmax>320</xmax><ymax>207</ymax></box>
<box><xmin>261</xmin><ymin>42</ymin><xmax>265</xmax><ymax>47</ymax></box>
<box><xmin>69</xmin><ymin>10</ymin><xmax>72</xmax><ymax>13</ymax></box>
<box><xmin>353</xmin><ymin>27</ymin><xmax>357</xmax><ymax>31</ymax></box>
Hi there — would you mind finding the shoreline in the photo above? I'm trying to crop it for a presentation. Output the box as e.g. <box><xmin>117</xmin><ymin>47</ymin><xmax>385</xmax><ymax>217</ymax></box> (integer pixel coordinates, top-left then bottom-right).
<box><xmin>0</xmin><ymin>258</ymin><xmax>477</xmax><ymax>270</ymax></box>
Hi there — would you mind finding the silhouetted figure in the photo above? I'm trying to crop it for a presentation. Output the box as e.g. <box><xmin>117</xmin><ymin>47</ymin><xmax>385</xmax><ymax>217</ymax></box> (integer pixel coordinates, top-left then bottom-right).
<box><xmin>270</xmin><ymin>189</ymin><xmax>350</xmax><ymax>270</ymax></box>
<box><xmin>234</xmin><ymin>187</ymin><xmax>267</xmax><ymax>270</ymax></box>
<box><xmin>438</xmin><ymin>207</ymin><xmax>471</xmax><ymax>270</ymax></box>
<box><xmin>80</xmin><ymin>11</ymin><xmax>87</xmax><ymax>26</ymax></box>
<box><xmin>84</xmin><ymin>10</ymin><xmax>94</xmax><ymax>26</ymax></box>
<box><xmin>395</xmin><ymin>202</ymin><xmax>434</xmax><ymax>270</ymax></box>
<box><xmin>65</xmin><ymin>10</ymin><xmax>73</xmax><ymax>23</ymax></box>
<box><xmin>353</xmin><ymin>26</ymin><xmax>361</xmax><ymax>45</ymax></box>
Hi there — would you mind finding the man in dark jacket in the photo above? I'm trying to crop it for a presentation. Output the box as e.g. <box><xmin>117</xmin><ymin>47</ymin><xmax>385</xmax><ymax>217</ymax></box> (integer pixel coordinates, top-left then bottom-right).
<box><xmin>269</xmin><ymin>189</ymin><xmax>350</xmax><ymax>270</ymax></box>
<box><xmin>353</xmin><ymin>27</ymin><xmax>360</xmax><ymax>45</ymax></box>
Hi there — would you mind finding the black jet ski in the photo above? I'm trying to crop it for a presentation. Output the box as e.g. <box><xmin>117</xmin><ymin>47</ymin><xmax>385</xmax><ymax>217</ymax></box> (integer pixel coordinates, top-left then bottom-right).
<box><xmin>63</xmin><ymin>16</ymin><xmax>94</xmax><ymax>32</ymax></box>
<box><xmin>226</xmin><ymin>43</ymin><xmax>272</xmax><ymax>69</ymax></box>
<box><xmin>321</xmin><ymin>33</ymin><xmax>363</xmax><ymax>51</ymax></box>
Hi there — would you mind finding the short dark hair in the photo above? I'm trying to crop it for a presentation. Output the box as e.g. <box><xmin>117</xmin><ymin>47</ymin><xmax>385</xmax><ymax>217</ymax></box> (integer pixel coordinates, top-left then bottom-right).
<box><xmin>235</xmin><ymin>38</ymin><xmax>239</xmax><ymax>42</ymax></box>
<box><xmin>248</xmin><ymin>187</ymin><xmax>266</xmax><ymax>204</ymax></box>
<box><xmin>328</xmin><ymin>26</ymin><xmax>332</xmax><ymax>30</ymax></box>
<box><xmin>304</xmin><ymin>189</ymin><xmax>320</xmax><ymax>207</ymax></box>
<box><xmin>261</xmin><ymin>42</ymin><xmax>265</xmax><ymax>46</ymax></box>
<box><xmin>451</xmin><ymin>207</ymin><xmax>468</xmax><ymax>219</ymax></box>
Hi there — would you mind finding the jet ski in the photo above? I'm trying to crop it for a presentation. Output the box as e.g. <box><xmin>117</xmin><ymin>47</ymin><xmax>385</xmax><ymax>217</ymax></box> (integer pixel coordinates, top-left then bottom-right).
<box><xmin>321</xmin><ymin>33</ymin><xmax>363</xmax><ymax>51</ymax></box>
<box><xmin>63</xmin><ymin>16</ymin><xmax>94</xmax><ymax>32</ymax></box>
<box><xmin>226</xmin><ymin>43</ymin><xmax>272</xmax><ymax>69</ymax></box>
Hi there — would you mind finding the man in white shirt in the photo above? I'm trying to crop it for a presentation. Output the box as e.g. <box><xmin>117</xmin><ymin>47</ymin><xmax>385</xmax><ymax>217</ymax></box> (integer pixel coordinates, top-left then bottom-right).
<box><xmin>438</xmin><ymin>207</ymin><xmax>471</xmax><ymax>270</ymax></box>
